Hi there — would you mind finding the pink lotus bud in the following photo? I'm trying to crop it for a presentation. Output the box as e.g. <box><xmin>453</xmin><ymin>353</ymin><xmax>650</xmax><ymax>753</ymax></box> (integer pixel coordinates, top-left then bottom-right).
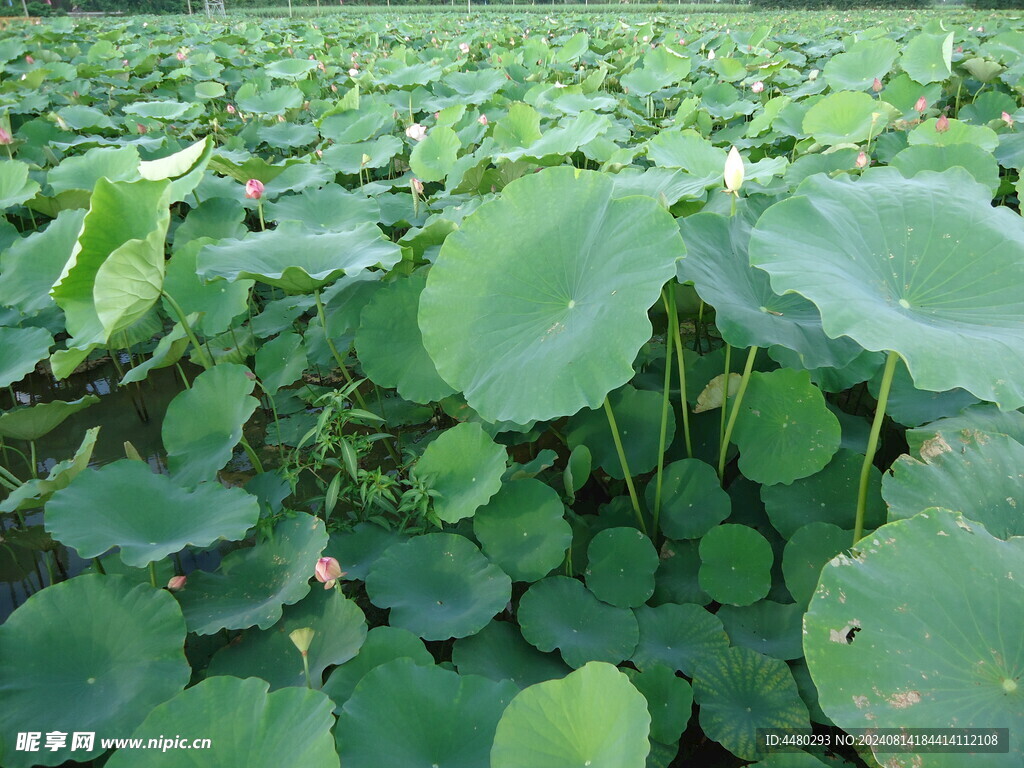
<box><xmin>318</xmin><ymin>61</ymin><xmax>326</xmax><ymax>72</ymax></box>
<box><xmin>348</xmin><ymin>67</ymin><xmax>359</xmax><ymax>77</ymax></box>
<box><xmin>72</xmin><ymin>90</ymin><xmax>79</xmax><ymax>99</ymax></box>
<box><xmin>167</xmin><ymin>575</ymin><xmax>186</xmax><ymax>591</ymax></box>
<box><xmin>411</xmin><ymin>177</ymin><xmax>424</xmax><ymax>195</ymax></box>
<box><xmin>751</xmin><ymin>81</ymin><xmax>764</xmax><ymax>94</ymax></box>
<box><xmin>309</xmin><ymin>54</ymin><xmax>316</xmax><ymax>60</ymax></box>
<box><xmin>872</xmin><ymin>77</ymin><xmax>883</xmax><ymax>92</ymax></box>
<box><xmin>330</xmin><ymin>84</ymin><xmax>338</xmax><ymax>92</ymax></box>
<box><xmin>122</xmin><ymin>59</ymin><xmax>129</xmax><ymax>66</ymax></box>
<box><xmin>1002</xmin><ymin>111</ymin><xmax>1014</xmax><ymax>126</ymax></box>
<box><xmin>486</xmin><ymin>42</ymin><xmax>492</xmax><ymax>50</ymax></box>
<box><xmin>915</xmin><ymin>95</ymin><xmax>927</xmax><ymax>113</ymax></box>
<box><xmin>431</xmin><ymin>37</ymin><xmax>438</xmax><ymax>45</ymax></box>
<box><xmin>316</xmin><ymin>149</ymin><xmax>323</xmax><ymax>158</ymax></box>
<box><xmin>0</xmin><ymin>127</ymin><xmax>12</xmax><ymax>145</ymax></box>
<box><xmin>136</xmin><ymin>123</ymin><xmax>147</xmax><ymax>134</ymax></box>
<box><xmin>243</xmin><ymin>369</ymin><xmax>257</xmax><ymax>380</ymax></box>
<box><xmin>478</xmin><ymin>114</ymin><xmax>488</xmax><ymax>126</ymax></box>
<box><xmin>855</xmin><ymin>151</ymin><xmax>868</xmax><ymax>169</ymax></box>
<box><xmin>956</xmin><ymin>46</ymin><xmax>963</xmax><ymax>53</ymax></box>
<box><xmin>936</xmin><ymin>114</ymin><xmax>950</xmax><ymax>133</ymax></box>
<box><xmin>459</xmin><ymin>42</ymin><xmax>470</xmax><ymax>54</ymax></box>
<box><xmin>287</xmin><ymin>47</ymin><xmax>293</xmax><ymax>55</ymax></box>
<box><xmin>405</xmin><ymin>123</ymin><xmax>427</xmax><ymax>141</ymax></box>
<box><xmin>978</xmin><ymin>26</ymin><xmax>984</xmax><ymax>33</ymax></box>
<box><xmin>642</xmin><ymin>35</ymin><xmax>649</xmax><ymax>42</ymax></box>
<box><xmin>24</xmin><ymin>55</ymin><xmax>34</xmax><ymax>64</ymax></box>
<box><xmin>315</xmin><ymin>556</ymin><xmax>343</xmax><ymax>589</ymax></box>
<box><xmin>226</xmin><ymin>104</ymin><xmax>236</xmax><ymax>114</ymax></box>
<box><xmin>245</xmin><ymin>178</ymin><xmax>265</xmax><ymax>199</ymax></box>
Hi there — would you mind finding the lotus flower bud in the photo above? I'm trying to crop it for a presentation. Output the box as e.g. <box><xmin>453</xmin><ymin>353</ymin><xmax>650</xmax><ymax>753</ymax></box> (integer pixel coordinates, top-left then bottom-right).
<box><xmin>707</xmin><ymin>49</ymin><xmax>716</xmax><ymax>61</ymax></box>
<box><xmin>315</xmin><ymin>556</ymin><xmax>343</xmax><ymax>589</ymax></box>
<box><xmin>872</xmin><ymin>77</ymin><xmax>883</xmax><ymax>92</ymax></box>
<box><xmin>405</xmin><ymin>123</ymin><xmax>427</xmax><ymax>141</ymax></box>
<box><xmin>0</xmin><ymin>127</ymin><xmax>12</xmax><ymax>145</ymax></box>
<box><xmin>751</xmin><ymin>81</ymin><xmax>764</xmax><ymax>94</ymax></box>
<box><xmin>808</xmin><ymin>68</ymin><xmax>819</xmax><ymax>81</ymax></box>
<box><xmin>1002</xmin><ymin>111</ymin><xmax>1014</xmax><ymax>126</ymax></box>
<box><xmin>459</xmin><ymin>42</ymin><xmax>470</xmax><ymax>54</ymax></box>
<box><xmin>935</xmin><ymin>114</ymin><xmax>950</xmax><ymax>133</ymax></box>
<box><xmin>478</xmin><ymin>114</ymin><xmax>488</xmax><ymax>126</ymax></box>
<box><xmin>855</xmin><ymin>151</ymin><xmax>868</xmax><ymax>169</ymax></box>
<box><xmin>411</xmin><ymin>178</ymin><xmax>424</xmax><ymax>195</ymax></box>
<box><xmin>289</xmin><ymin>627</ymin><xmax>315</xmax><ymax>655</ymax></box>
<box><xmin>167</xmin><ymin>575</ymin><xmax>186</xmax><ymax>591</ymax></box>
<box><xmin>136</xmin><ymin>123</ymin><xmax>147</xmax><ymax>134</ymax></box>
<box><xmin>978</xmin><ymin>26</ymin><xmax>984</xmax><ymax>33</ymax></box>
<box><xmin>176</xmin><ymin>50</ymin><xmax>187</xmax><ymax>62</ymax></box>
<box><xmin>724</xmin><ymin>146</ymin><xmax>744</xmax><ymax>194</ymax></box>
<box><xmin>348</xmin><ymin>67</ymin><xmax>359</xmax><ymax>77</ymax></box>
<box><xmin>245</xmin><ymin>179</ymin><xmax>264</xmax><ymax>200</ymax></box>
<box><xmin>915</xmin><ymin>95</ymin><xmax>927</xmax><ymax>112</ymax></box>
<box><xmin>226</xmin><ymin>103</ymin><xmax>236</xmax><ymax>114</ymax></box>
<box><xmin>25</xmin><ymin>55</ymin><xmax>34</xmax><ymax>64</ymax></box>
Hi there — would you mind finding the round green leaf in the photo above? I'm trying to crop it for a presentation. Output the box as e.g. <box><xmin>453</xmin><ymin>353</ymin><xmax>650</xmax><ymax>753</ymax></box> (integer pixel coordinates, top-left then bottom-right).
<box><xmin>730</xmin><ymin>369</ymin><xmax>842</xmax><ymax>486</ymax></box>
<box><xmin>693</xmin><ymin>646</ymin><xmax>811</xmax><ymax>761</ymax></box>
<box><xmin>162</xmin><ymin>363</ymin><xmax>259</xmax><ymax>487</ymax></box>
<box><xmin>645</xmin><ymin>459</ymin><xmax>731</xmax><ymax>540</ymax></box>
<box><xmin>0</xmin><ymin>395</ymin><xmax>99</xmax><ymax>441</ymax></box>
<box><xmin>782</xmin><ymin>522</ymin><xmax>852</xmax><ymax>606</ymax></box>
<box><xmin>327</xmin><ymin>522</ymin><xmax>407</xmax><ymax>582</ymax></box>
<box><xmin>584</xmin><ymin>527</ymin><xmax>658</xmax><ymax>608</ymax></box>
<box><xmin>890</xmin><ymin>143</ymin><xmax>1001</xmax><ymax>196</ymax></box>
<box><xmin>355</xmin><ymin>272</ymin><xmax>455</xmax><ymax>404</ymax></box>
<box><xmin>631</xmin><ymin>602</ymin><xmax>729</xmax><ymax>676</ymax></box>
<box><xmin>625</xmin><ymin>664</ymin><xmax>693</xmax><ymax>745</ymax></box>
<box><xmin>46</xmin><ymin>459</ymin><xmax>259</xmax><ymax>567</ymax></box>
<box><xmin>749</xmin><ymin>168</ymin><xmax>1024</xmax><ymax>411</ymax></box>
<box><xmin>265</xmin><ymin>58</ymin><xmax>319</xmax><ymax>79</ymax></box>
<box><xmin>900</xmin><ymin>31</ymin><xmax>953</xmax><ymax>84</ymax></box>
<box><xmin>906</xmin><ymin>403</ymin><xmax>1024</xmax><ymax>457</ymax></box>
<box><xmin>518</xmin><ymin>576</ymin><xmax>639</xmax><ymax>668</ymax></box>
<box><xmin>105</xmin><ymin>676</ymin><xmax>339</xmax><ymax>768</ymax></box>
<box><xmin>176</xmin><ymin>513</ymin><xmax>328</xmax><ymax>635</ymax></box>
<box><xmin>206</xmin><ymin>587</ymin><xmax>366</xmax><ymax>690</ymax></box>
<box><xmin>804</xmin><ymin>509</ymin><xmax>1024</xmax><ymax>765</ymax></box>
<box><xmin>824</xmin><ymin>38</ymin><xmax>899</xmax><ymax>91</ymax></box>
<box><xmin>802</xmin><ymin>91</ymin><xmax>896</xmax><ymax>146</ymax></box>
<box><xmin>473</xmin><ymin>478</ymin><xmax>572</xmax><ymax>583</ymax></box>
<box><xmin>652</xmin><ymin>539</ymin><xmax>711</xmax><ymax>607</ymax></box>
<box><xmin>717</xmin><ymin>600</ymin><xmax>804</xmax><ymax>661</ymax></box>
<box><xmin>699</xmin><ymin>524</ymin><xmax>773</xmax><ymax>606</ymax></box>
<box><xmin>409</xmin><ymin>125</ymin><xmax>460</xmax><ymax>182</ymax></box>
<box><xmin>0</xmin><ymin>575</ymin><xmax>190</xmax><ymax>768</ymax></box>
<box><xmin>164</xmin><ymin>237</ymin><xmax>253</xmax><ymax>337</ymax></box>
<box><xmin>883</xmin><ymin>429</ymin><xmax>1024</xmax><ymax>539</ymax></box>
<box><xmin>365</xmin><ymin>532</ymin><xmax>511</xmax><ymax>640</ymax></box>
<box><xmin>419</xmin><ymin>166</ymin><xmax>684</xmax><ymax>424</ymax></box>
<box><xmin>452</xmin><ymin>619</ymin><xmax>571</xmax><ymax>689</ymax></box>
<box><xmin>0</xmin><ymin>326</ymin><xmax>52</xmax><ymax>389</ymax></box>
<box><xmin>254</xmin><ymin>330</ymin><xmax>307</xmax><ymax>397</ymax></box>
<box><xmin>412</xmin><ymin>422</ymin><xmax>506</xmax><ymax>524</ymax></box>
<box><xmin>338</xmin><ymin>658</ymin><xmax>518</xmax><ymax>768</ymax></box>
<box><xmin>0</xmin><ymin>160</ymin><xmax>41</xmax><ymax>209</ymax></box>
<box><xmin>322</xmin><ymin>625</ymin><xmax>433</xmax><ymax>713</ymax></box>
<box><xmin>491</xmin><ymin>661</ymin><xmax>651</xmax><ymax>768</ymax></box>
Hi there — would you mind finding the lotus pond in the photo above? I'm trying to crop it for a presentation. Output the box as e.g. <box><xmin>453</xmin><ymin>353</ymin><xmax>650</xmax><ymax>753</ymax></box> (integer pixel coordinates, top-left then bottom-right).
<box><xmin>1</xmin><ymin>8</ymin><xmax>1023</xmax><ymax>768</ymax></box>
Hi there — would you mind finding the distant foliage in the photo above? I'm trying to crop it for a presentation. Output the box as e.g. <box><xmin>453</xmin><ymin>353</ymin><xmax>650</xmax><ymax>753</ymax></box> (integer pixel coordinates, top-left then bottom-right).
<box><xmin>750</xmin><ymin>0</ymin><xmax>930</xmax><ymax>8</ymax></box>
<box><xmin>969</xmin><ymin>0</ymin><xmax>1024</xmax><ymax>8</ymax></box>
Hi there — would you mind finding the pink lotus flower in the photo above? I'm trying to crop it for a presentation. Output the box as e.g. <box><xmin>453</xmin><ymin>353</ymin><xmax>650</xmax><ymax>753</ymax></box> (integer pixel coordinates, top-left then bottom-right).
<box><xmin>167</xmin><ymin>575</ymin><xmax>186</xmax><ymax>591</ymax></box>
<box><xmin>176</xmin><ymin>50</ymin><xmax>187</xmax><ymax>62</ymax></box>
<box><xmin>226</xmin><ymin>104</ymin><xmax>236</xmax><ymax>114</ymax></box>
<box><xmin>24</xmin><ymin>55</ymin><xmax>34</xmax><ymax>64</ymax></box>
<box><xmin>245</xmin><ymin>179</ymin><xmax>264</xmax><ymax>199</ymax></box>
<box><xmin>855</xmin><ymin>151</ymin><xmax>868</xmax><ymax>169</ymax></box>
<box><xmin>936</xmin><ymin>114</ymin><xmax>950</xmax><ymax>133</ymax></box>
<box><xmin>459</xmin><ymin>42</ymin><xmax>470</xmax><ymax>54</ymax></box>
<box><xmin>872</xmin><ymin>78</ymin><xmax>883</xmax><ymax>92</ymax></box>
<box><xmin>411</xmin><ymin>177</ymin><xmax>424</xmax><ymax>195</ymax></box>
<box><xmin>1002</xmin><ymin>111</ymin><xmax>1014</xmax><ymax>126</ymax></box>
<box><xmin>478</xmin><ymin>114</ymin><xmax>488</xmax><ymax>126</ymax></box>
<box><xmin>405</xmin><ymin>123</ymin><xmax>427</xmax><ymax>141</ymax></box>
<box><xmin>315</xmin><ymin>556</ymin><xmax>343</xmax><ymax>589</ymax></box>
<box><xmin>751</xmin><ymin>81</ymin><xmax>764</xmax><ymax>94</ymax></box>
<box><xmin>914</xmin><ymin>95</ymin><xmax>927</xmax><ymax>113</ymax></box>
<box><xmin>0</xmin><ymin>127</ymin><xmax>12</xmax><ymax>145</ymax></box>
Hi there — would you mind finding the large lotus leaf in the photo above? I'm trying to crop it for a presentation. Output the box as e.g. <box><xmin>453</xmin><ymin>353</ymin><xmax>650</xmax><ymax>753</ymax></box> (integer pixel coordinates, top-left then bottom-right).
<box><xmin>750</xmin><ymin>168</ymin><xmax>1024</xmax><ymax>410</ymax></box>
<box><xmin>868</xmin><ymin>351</ymin><xmax>979</xmax><ymax>428</ymax></box>
<box><xmin>652</xmin><ymin>539</ymin><xmax>711</xmax><ymax>607</ymax></box>
<box><xmin>175</xmin><ymin>513</ymin><xmax>327</xmax><ymax>635</ymax></box>
<box><xmin>900</xmin><ymin>30</ymin><xmax>953</xmax><ymax>84</ymax></box>
<box><xmin>197</xmin><ymin>221</ymin><xmax>402</xmax><ymax>294</ymax></box>
<box><xmin>802</xmin><ymin>91</ymin><xmax>897</xmax><ymax>146</ymax></box>
<box><xmin>0</xmin><ymin>426</ymin><xmax>98</xmax><ymax>514</ymax></box>
<box><xmin>491</xmin><ymin>662</ymin><xmax>651</xmax><ymax>768</ymax></box>
<box><xmin>412</xmin><ymin>422</ymin><xmax>506</xmax><ymax>524</ymax></box>
<box><xmin>419</xmin><ymin>166</ymin><xmax>684</xmax><ymax>424</ymax></box>
<box><xmin>451</xmin><ymin>619</ymin><xmax>571</xmax><ymax>689</ymax></box>
<box><xmin>355</xmin><ymin>272</ymin><xmax>455</xmax><ymax>404</ymax></box>
<box><xmin>473</xmin><ymin>478</ymin><xmax>572</xmax><ymax>583</ymax></box>
<box><xmin>645</xmin><ymin>459</ymin><xmax>731</xmax><ymax>540</ymax></box>
<box><xmin>327</xmin><ymin>522</ymin><xmax>407</xmax><ymax>581</ymax></box>
<box><xmin>824</xmin><ymin>38</ymin><xmax>899</xmax><ymax>91</ymax></box>
<box><xmin>646</xmin><ymin>129</ymin><xmax>726</xmax><ymax>178</ymax></box>
<box><xmin>319</xmin><ymin>136</ymin><xmax>401</xmax><ymax>174</ymax></box>
<box><xmin>105</xmin><ymin>676</ymin><xmax>339</xmax><ymax>768</ymax></box>
<box><xmin>782</xmin><ymin>522</ymin><xmax>852</xmax><ymax>606</ymax></box>
<box><xmin>700</xmin><ymin>524</ymin><xmax>773</xmax><ymax>606</ymax></box>
<box><xmin>365</xmin><ymin>533</ymin><xmax>511</xmax><ymax>640</ymax></box>
<box><xmin>0</xmin><ymin>208</ymin><xmax>86</xmax><ymax>316</ymax></box>
<box><xmin>93</xmin><ymin>216</ymin><xmax>168</xmax><ymax>338</ymax></box>
<box><xmin>693</xmin><ymin>646</ymin><xmax>811</xmax><ymax>761</ymax></box>
<box><xmin>139</xmin><ymin>136</ymin><xmax>214</xmax><ymax>204</ymax></box>
<box><xmin>906</xmin><ymin>403</ymin><xmax>1024</xmax><ymax>457</ymax></box>
<box><xmin>254</xmin><ymin>330</ymin><xmax>307</xmax><ymax>397</ymax></box>
<box><xmin>322</xmin><ymin>625</ymin><xmax>433</xmax><ymax>713</ymax></box>
<box><xmin>236</xmin><ymin>85</ymin><xmax>304</xmax><ymax>115</ymax></box>
<box><xmin>804</xmin><ymin>510</ymin><xmax>1024</xmax><ymax>765</ymax></box>
<box><xmin>338</xmin><ymin>658</ymin><xmax>517</xmax><ymax>768</ymax></box>
<box><xmin>761</xmin><ymin>448</ymin><xmax>886</xmax><ymax>538</ymax></box>
<box><xmin>729</xmin><ymin>369</ymin><xmax>841</xmax><ymax>486</ymax></box>
<box><xmin>0</xmin><ymin>326</ymin><xmax>52</xmax><ymax>388</ymax></box>
<box><xmin>46</xmin><ymin>459</ymin><xmax>258</xmax><ymax>567</ymax></box>
<box><xmin>264</xmin><ymin>58</ymin><xmax>320</xmax><ymax>79</ymax></box>
<box><xmin>0</xmin><ymin>160</ymin><xmax>41</xmax><ymax>209</ymax></box>
<box><xmin>47</xmin><ymin>145</ymin><xmax>140</xmax><ymax>194</ymax></box>
<box><xmin>584</xmin><ymin>527</ymin><xmax>658</xmax><ymax>608</ymax></box>
<box><xmin>409</xmin><ymin>125</ymin><xmax>460</xmax><ymax>183</ymax></box>
<box><xmin>0</xmin><ymin>575</ymin><xmax>190</xmax><ymax>768</ymax></box>
<box><xmin>908</xmin><ymin>117</ymin><xmax>999</xmax><ymax>152</ymax></box>
<box><xmin>263</xmin><ymin>184</ymin><xmax>380</xmax><ymax>232</ymax></box>
<box><xmin>496</xmin><ymin>111</ymin><xmax>610</xmax><ymax>164</ymax></box>
<box><xmin>162</xmin><ymin>363</ymin><xmax>259</xmax><ymax>487</ymax></box>
<box><xmin>890</xmin><ymin>143</ymin><xmax>1001</xmax><ymax>196</ymax></box>
<box><xmin>518</xmin><ymin>575</ymin><xmax>639</xmax><ymax>668</ymax></box>
<box><xmin>120</xmin><ymin>316</ymin><xmax>194</xmax><ymax>385</ymax></box>
<box><xmin>676</xmin><ymin>211</ymin><xmax>861</xmax><ymax>370</ymax></box>
<box><xmin>163</xmin><ymin>238</ymin><xmax>253</xmax><ymax>337</ymax></box>
<box><xmin>206</xmin><ymin>587</ymin><xmax>366</xmax><ymax>690</ymax></box>
<box><xmin>566</xmin><ymin>385</ymin><xmax>675</xmax><ymax>480</ymax></box>
<box><xmin>883</xmin><ymin>429</ymin><xmax>1024</xmax><ymax>539</ymax></box>
<box><xmin>0</xmin><ymin>395</ymin><xmax>99</xmax><ymax>441</ymax></box>
<box><xmin>631</xmin><ymin>603</ymin><xmax>730</xmax><ymax>676</ymax></box>
<box><xmin>717</xmin><ymin>600</ymin><xmax>804</xmax><ymax>661</ymax></box>
<box><xmin>625</xmin><ymin>663</ymin><xmax>693</xmax><ymax>745</ymax></box>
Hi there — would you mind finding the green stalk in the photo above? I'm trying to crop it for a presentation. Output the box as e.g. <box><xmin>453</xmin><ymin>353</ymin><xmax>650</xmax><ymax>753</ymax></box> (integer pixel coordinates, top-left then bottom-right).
<box><xmin>653</xmin><ymin>288</ymin><xmax>675</xmax><ymax>536</ymax></box>
<box><xmin>239</xmin><ymin>437</ymin><xmax>265</xmax><ymax>474</ymax></box>
<box><xmin>718</xmin><ymin>343</ymin><xmax>732</xmax><ymax>462</ymax></box>
<box><xmin>93</xmin><ymin>557</ymin><xmax>106</xmax><ymax>575</ymax></box>
<box><xmin>29</xmin><ymin>441</ymin><xmax>37</xmax><ymax>478</ymax></box>
<box><xmin>163</xmin><ymin>292</ymin><xmax>215</xmax><ymax>370</ymax></box>
<box><xmin>301</xmin><ymin>651</ymin><xmax>312</xmax><ymax>688</ymax></box>
<box><xmin>665</xmin><ymin>289</ymin><xmax>693</xmax><ymax>458</ymax></box>
<box><xmin>0</xmin><ymin>463</ymin><xmax>22</xmax><ymax>487</ymax></box>
<box><xmin>854</xmin><ymin>350</ymin><xmax>899</xmax><ymax>544</ymax></box>
<box><xmin>603</xmin><ymin>395</ymin><xmax>647</xmax><ymax>536</ymax></box>
<box><xmin>718</xmin><ymin>346</ymin><xmax>757</xmax><ymax>479</ymax></box>
<box><xmin>148</xmin><ymin>561</ymin><xmax>157</xmax><ymax>588</ymax></box>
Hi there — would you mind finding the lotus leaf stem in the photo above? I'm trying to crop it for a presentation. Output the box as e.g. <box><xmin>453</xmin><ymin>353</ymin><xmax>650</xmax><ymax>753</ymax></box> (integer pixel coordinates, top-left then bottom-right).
<box><xmin>654</xmin><ymin>287</ymin><xmax>675</xmax><ymax>536</ymax></box>
<box><xmin>603</xmin><ymin>395</ymin><xmax>647</xmax><ymax>536</ymax></box>
<box><xmin>665</xmin><ymin>288</ymin><xmax>693</xmax><ymax>458</ymax></box>
<box><xmin>163</xmin><ymin>292</ymin><xmax>215</xmax><ymax>370</ymax></box>
<box><xmin>718</xmin><ymin>345</ymin><xmax>758</xmax><ymax>480</ymax></box>
<box><xmin>718</xmin><ymin>343</ymin><xmax>732</xmax><ymax>466</ymax></box>
<box><xmin>148</xmin><ymin>561</ymin><xmax>157</xmax><ymax>588</ymax></box>
<box><xmin>239</xmin><ymin>437</ymin><xmax>265</xmax><ymax>474</ymax></box>
<box><xmin>93</xmin><ymin>557</ymin><xmax>106</xmax><ymax>575</ymax></box>
<box><xmin>854</xmin><ymin>350</ymin><xmax>899</xmax><ymax>544</ymax></box>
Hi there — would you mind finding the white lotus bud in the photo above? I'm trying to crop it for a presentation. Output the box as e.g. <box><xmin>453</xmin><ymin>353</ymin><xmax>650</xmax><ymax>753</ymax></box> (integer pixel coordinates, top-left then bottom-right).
<box><xmin>724</xmin><ymin>146</ymin><xmax>744</xmax><ymax>194</ymax></box>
